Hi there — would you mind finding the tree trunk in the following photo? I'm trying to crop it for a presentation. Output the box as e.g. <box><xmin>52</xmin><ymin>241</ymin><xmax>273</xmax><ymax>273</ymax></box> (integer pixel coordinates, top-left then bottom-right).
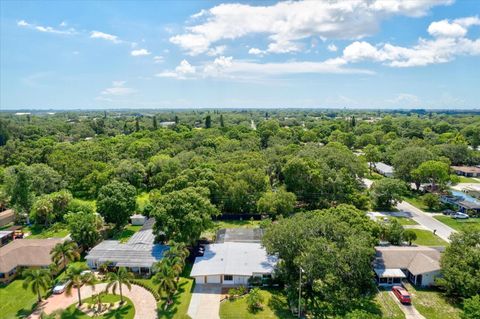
<box><xmin>119</xmin><ymin>283</ymin><xmax>123</xmax><ymax>303</ymax></box>
<box><xmin>37</xmin><ymin>289</ymin><xmax>42</xmax><ymax>303</ymax></box>
<box><xmin>77</xmin><ymin>286</ymin><xmax>82</xmax><ymax>306</ymax></box>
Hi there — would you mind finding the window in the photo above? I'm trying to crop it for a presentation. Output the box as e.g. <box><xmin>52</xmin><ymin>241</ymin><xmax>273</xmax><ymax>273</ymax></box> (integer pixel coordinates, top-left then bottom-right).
<box><xmin>224</xmin><ymin>275</ymin><xmax>233</xmax><ymax>281</ymax></box>
<box><xmin>0</xmin><ymin>273</ymin><xmax>4</xmax><ymax>278</ymax></box>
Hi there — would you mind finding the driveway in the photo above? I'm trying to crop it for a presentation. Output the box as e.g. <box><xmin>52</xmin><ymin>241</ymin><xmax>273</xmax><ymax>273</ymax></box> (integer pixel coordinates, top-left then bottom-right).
<box><xmin>187</xmin><ymin>284</ymin><xmax>222</xmax><ymax>319</ymax></box>
<box><xmin>29</xmin><ymin>283</ymin><xmax>157</xmax><ymax>319</ymax></box>
<box><xmin>396</xmin><ymin>201</ymin><xmax>456</xmax><ymax>243</ymax></box>
<box><xmin>389</xmin><ymin>291</ymin><xmax>426</xmax><ymax>319</ymax></box>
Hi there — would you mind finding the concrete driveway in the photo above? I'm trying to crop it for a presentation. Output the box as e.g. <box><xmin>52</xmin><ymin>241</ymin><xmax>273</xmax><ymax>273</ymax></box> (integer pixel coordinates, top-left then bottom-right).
<box><xmin>29</xmin><ymin>283</ymin><xmax>157</xmax><ymax>319</ymax></box>
<box><xmin>396</xmin><ymin>201</ymin><xmax>456</xmax><ymax>243</ymax></box>
<box><xmin>389</xmin><ymin>291</ymin><xmax>426</xmax><ymax>319</ymax></box>
<box><xmin>187</xmin><ymin>284</ymin><xmax>222</xmax><ymax>319</ymax></box>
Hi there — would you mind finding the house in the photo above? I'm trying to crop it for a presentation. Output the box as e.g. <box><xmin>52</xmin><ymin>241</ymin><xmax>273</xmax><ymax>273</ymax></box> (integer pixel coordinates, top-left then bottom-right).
<box><xmin>191</xmin><ymin>228</ymin><xmax>277</xmax><ymax>285</ymax></box>
<box><xmin>85</xmin><ymin>218</ymin><xmax>168</xmax><ymax>275</ymax></box>
<box><xmin>0</xmin><ymin>209</ymin><xmax>15</xmax><ymax>227</ymax></box>
<box><xmin>374</xmin><ymin>246</ymin><xmax>442</xmax><ymax>287</ymax></box>
<box><xmin>451</xmin><ymin>166</ymin><xmax>480</xmax><ymax>177</ymax></box>
<box><xmin>130</xmin><ymin>214</ymin><xmax>146</xmax><ymax>226</ymax></box>
<box><xmin>372</xmin><ymin>162</ymin><xmax>394</xmax><ymax>177</ymax></box>
<box><xmin>441</xmin><ymin>195</ymin><xmax>480</xmax><ymax>216</ymax></box>
<box><xmin>0</xmin><ymin>231</ymin><xmax>14</xmax><ymax>247</ymax></box>
<box><xmin>0</xmin><ymin>238</ymin><xmax>64</xmax><ymax>283</ymax></box>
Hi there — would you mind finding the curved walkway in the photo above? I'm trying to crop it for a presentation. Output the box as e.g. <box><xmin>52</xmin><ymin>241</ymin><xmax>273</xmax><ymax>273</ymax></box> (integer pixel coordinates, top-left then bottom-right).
<box><xmin>30</xmin><ymin>283</ymin><xmax>157</xmax><ymax>319</ymax></box>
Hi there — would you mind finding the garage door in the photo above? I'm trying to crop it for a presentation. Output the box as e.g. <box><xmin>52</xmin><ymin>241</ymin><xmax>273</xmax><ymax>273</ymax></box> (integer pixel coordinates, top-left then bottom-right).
<box><xmin>206</xmin><ymin>275</ymin><xmax>221</xmax><ymax>284</ymax></box>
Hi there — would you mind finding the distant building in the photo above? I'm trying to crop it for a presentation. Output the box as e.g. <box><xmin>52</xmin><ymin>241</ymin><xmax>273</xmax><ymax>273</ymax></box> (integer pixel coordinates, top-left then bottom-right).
<box><xmin>159</xmin><ymin>121</ymin><xmax>176</xmax><ymax>127</ymax></box>
<box><xmin>0</xmin><ymin>209</ymin><xmax>15</xmax><ymax>227</ymax></box>
<box><xmin>0</xmin><ymin>238</ymin><xmax>64</xmax><ymax>283</ymax></box>
<box><xmin>0</xmin><ymin>231</ymin><xmax>14</xmax><ymax>247</ymax></box>
<box><xmin>451</xmin><ymin>166</ymin><xmax>480</xmax><ymax>177</ymax></box>
<box><xmin>130</xmin><ymin>214</ymin><xmax>146</xmax><ymax>226</ymax></box>
<box><xmin>372</xmin><ymin>162</ymin><xmax>394</xmax><ymax>177</ymax></box>
<box><xmin>85</xmin><ymin>218</ymin><xmax>168</xmax><ymax>275</ymax></box>
<box><xmin>374</xmin><ymin>246</ymin><xmax>442</xmax><ymax>287</ymax></box>
<box><xmin>441</xmin><ymin>195</ymin><xmax>480</xmax><ymax>216</ymax></box>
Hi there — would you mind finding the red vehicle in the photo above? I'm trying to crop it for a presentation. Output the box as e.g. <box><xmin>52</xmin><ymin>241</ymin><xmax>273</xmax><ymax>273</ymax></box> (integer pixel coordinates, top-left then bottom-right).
<box><xmin>392</xmin><ymin>286</ymin><xmax>411</xmax><ymax>304</ymax></box>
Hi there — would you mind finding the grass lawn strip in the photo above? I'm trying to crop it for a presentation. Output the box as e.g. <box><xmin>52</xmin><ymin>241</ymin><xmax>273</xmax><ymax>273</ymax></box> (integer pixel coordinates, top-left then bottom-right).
<box><xmin>434</xmin><ymin>215</ymin><xmax>480</xmax><ymax>232</ymax></box>
<box><xmin>404</xmin><ymin>283</ymin><xmax>461</xmax><ymax>319</ymax></box>
<box><xmin>219</xmin><ymin>288</ymin><xmax>294</xmax><ymax>319</ymax></box>
<box><xmin>59</xmin><ymin>294</ymin><xmax>135</xmax><ymax>319</ymax></box>
<box><xmin>390</xmin><ymin>216</ymin><xmax>418</xmax><ymax>226</ymax></box>
<box><xmin>0</xmin><ymin>279</ymin><xmax>43</xmax><ymax>319</ymax></box>
<box><xmin>410</xmin><ymin>229</ymin><xmax>447</xmax><ymax>246</ymax></box>
<box><xmin>374</xmin><ymin>289</ymin><xmax>405</xmax><ymax>319</ymax></box>
<box><xmin>24</xmin><ymin>223</ymin><xmax>70</xmax><ymax>239</ymax></box>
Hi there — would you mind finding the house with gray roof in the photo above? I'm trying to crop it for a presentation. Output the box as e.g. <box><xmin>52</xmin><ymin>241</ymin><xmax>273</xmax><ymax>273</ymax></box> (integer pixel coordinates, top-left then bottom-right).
<box><xmin>374</xmin><ymin>246</ymin><xmax>442</xmax><ymax>287</ymax></box>
<box><xmin>85</xmin><ymin>218</ymin><xmax>168</xmax><ymax>275</ymax></box>
<box><xmin>372</xmin><ymin>162</ymin><xmax>394</xmax><ymax>177</ymax></box>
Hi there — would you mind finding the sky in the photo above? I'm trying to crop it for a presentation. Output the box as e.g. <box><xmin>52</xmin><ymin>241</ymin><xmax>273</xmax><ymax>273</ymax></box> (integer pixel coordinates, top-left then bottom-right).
<box><xmin>1</xmin><ymin>0</ymin><xmax>479</xmax><ymax>110</ymax></box>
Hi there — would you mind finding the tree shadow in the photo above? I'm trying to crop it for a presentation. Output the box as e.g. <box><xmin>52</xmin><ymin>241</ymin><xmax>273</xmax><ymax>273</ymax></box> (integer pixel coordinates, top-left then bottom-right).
<box><xmin>266</xmin><ymin>289</ymin><xmax>296</xmax><ymax>319</ymax></box>
<box><xmin>157</xmin><ymin>279</ymin><xmax>193</xmax><ymax>319</ymax></box>
<box><xmin>103</xmin><ymin>304</ymin><xmax>132</xmax><ymax>319</ymax></box>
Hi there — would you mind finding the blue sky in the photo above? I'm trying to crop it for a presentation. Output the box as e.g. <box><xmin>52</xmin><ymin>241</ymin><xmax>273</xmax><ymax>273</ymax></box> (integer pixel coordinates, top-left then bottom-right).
<box><xmin>1</xmin><ymin>0</ymin><xmax>479</xmax><ymax>109</ymax></box>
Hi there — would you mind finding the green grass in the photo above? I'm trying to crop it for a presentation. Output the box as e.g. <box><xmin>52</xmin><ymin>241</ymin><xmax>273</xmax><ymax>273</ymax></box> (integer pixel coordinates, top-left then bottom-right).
<box><xmin>59</xmin><ymin>294</ymin><xmax>135</xmax><ymax>319</ymax></box>
<box><xmin>24</xmin><ymin>223</ymin><xmax>70</xmax><ymax>239</ymax></box>
<box><xmin>403</xmin><ymin>195</ymin><xmax>436</xmax><ymax>212</ymax></box>
<box><xmin>390</xmin><ymin>216</ymin><xmax>418</xmax><ymax>226</ymax></box>
<box><xmin>136</xmin><ymin>192</ymin><xmax>150</xmax><ymax>211</ymax></box>
<box><xmin>219</xmin><ymin>289</ymin><xmax>294</xmax><ymax>319</ymax></box>
<box><xmin>374</xmin><ymin>289</ymin><xmax>405</xmax><ymax>319</ymax></box>
<box><xmin>434</xmin><ymin>215</ymin><xmax>480</xmax><ymax>232</ymax></box>
<box><xmin>410</xmin><ymin>229</ymin><xmax>447</xmax><ymax>246</ymax></box>
<box><xmin>403</xmin><ymin>283</ymin><xmax>462</xmax><ymax>319</ymax></box>
<box><xmin>201</xmin><ymin>220</ymin><xmax>261</xmax><ymax>241</ymax></box>
<box><xmin>0</xmin><ymin>279</ymin><xmax>45</xmax><ymax>319</ymax></box>
<box><xmin>111</xmin><ymin>224</ymin><xmax>142</xmax><ymax>243</ymax></box>
<box><xmin>457</xmin><ymin>176</ymin><xmax>480</xmax><ymax>183</ymax></box>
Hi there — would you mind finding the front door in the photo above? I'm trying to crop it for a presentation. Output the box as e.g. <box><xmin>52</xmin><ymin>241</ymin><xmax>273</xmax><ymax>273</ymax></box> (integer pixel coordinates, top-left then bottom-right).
<box><xmin>416</xmin><ymin>274</ymin><xmax>422</xmax><ymax>286</ymax></box>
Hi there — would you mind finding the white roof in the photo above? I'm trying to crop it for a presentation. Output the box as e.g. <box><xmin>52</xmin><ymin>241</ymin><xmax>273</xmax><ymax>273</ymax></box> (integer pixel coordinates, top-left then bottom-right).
<box><xmin>190</xmin><ymin>242</ymin><xmax>277</xmax><ymax>277</ymax></box>
<box><xmin>374</xmin><ymin>268</ymin><xmax>406</xmax><ymax>278</ymax></box>
<box><xmin>374</xmin><ymin>162</ymin><xmax>394</xmax><ymax>174</ymax></box>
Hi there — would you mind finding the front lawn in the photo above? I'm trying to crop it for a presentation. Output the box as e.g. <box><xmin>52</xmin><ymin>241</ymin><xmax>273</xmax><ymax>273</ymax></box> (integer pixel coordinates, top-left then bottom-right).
<box><xmin>219</xmin><ymin>288</ymin><xmax>294</xmax><ymax>319</ymax></box>
<box><xmin>59</xmin><ymin>294</ymin><xmax>135</xmax><ymax>319</ymax></box>
<box><xmin>390</xmin><ymin>216</ymin><xmax>418</xmax><ymax>226</ymax></box>
<box><xmin>410</xmin><ymin>229</ymin><xmax>447</xmax><ymax>246</ymax></box>
<box><xmin>111</xmin><ymin>224</ymin><xmax>142</xmax><ymax>243</ymax></box>
<box><xmin>0</xmin><ymin>279</ymin><xmax>44</xmax><ymax>319</ymax></box>
<box><xmin>403</xmin><ymin>283</ymin><xmax>462</xmax><ymax>319</ymax></box>
<box><xmin>403</xmin><ymin>195</ymin><xmax>444</xmax><ymax>213</ymax></box>
<box><xmin>456</xmin><ymin>176</ymin><xmax>480</xmax><ymax>183</ymax></box>
<box><xmin>434</xmin><ymin>216</ymin><xmax>480</xmax><ymax>232</ymax></box>
<box><xmin>373</xmin><ymin>289</ymin><xmax>405</xmax><ymax>319</ymax></box>
<box><xmin>24</xmin><ymin>223</ymin><xmax>70</xmax><ymax>239</ymax></box>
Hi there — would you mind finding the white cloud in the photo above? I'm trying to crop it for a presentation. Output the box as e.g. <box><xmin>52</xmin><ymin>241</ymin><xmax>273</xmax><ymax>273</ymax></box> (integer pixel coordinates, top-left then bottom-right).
<box><xmin>90</xmin><ymin>31</ymin><xmax>121</xmax><ymax>43</ymax></box>
<box><xmin>17</xmin><ymin>19</ymin><xmax>76</xmax><ymax>35</ymax></box>
<box><xmin>207</xmin><ymin>45</ymin><xmax>227</xmax><ymax>56</ymax></box>
<box><xmin>170</xmin><ymin>0</ymin><xmax>452</xmax><ymax>55</ymax></box>
<box><xmin>387</xmin><ymin>93</ymin><xmax>422</xmax><ymax>107</ymax></box>
<box><xmin>327</xmin><ymin>44</ymin><xmax>338</xmax><ymax>52</ymax></box>
<box><xmin>131</xmin><ymin>49</ymin><xmax>151</xmax><ymax>56</ymax></box>
<box><xmin>156</xmin><ymin>60</ymin><xmax>196</xmax><ymax>79</ymax></box>
<box><xmin>153</xmin><ymin>55</ymin><xmax>164</xmax><ymax>63</ymax></box>
<box><xmin>248</xmin><ymin>48</ymin><xmax>265</xmax><ymax>55</ymax></box>
<box><xmin>101</xmin><ymin>81</ymin><xmax>136</xmax><ymax>95</ymax></box>
<box><xmin>428</xmin><ymin>20</ymin><xmax>467</xmax><ymax>38</ymax></box>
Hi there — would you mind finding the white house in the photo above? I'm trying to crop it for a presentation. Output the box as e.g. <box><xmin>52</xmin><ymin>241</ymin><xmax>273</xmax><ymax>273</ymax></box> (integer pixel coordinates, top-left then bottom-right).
<box><xmin>373</xmin><ymin>162</ymin><xmax>394</xmax><ymax>177</ymax></box>
<box><xmin>190</xmin><ymin>242</ymin><xmax>277</xmax><ymax>285</ymax></box>
<box><xmin>130</xmin><ymin>214</ymin><xmax>146</xmax><ymax>226</ymax></box>
<box><xmin>374</xmin><ymin>246</ymin><xmax>442</xmax><ymax>287</ymax></box>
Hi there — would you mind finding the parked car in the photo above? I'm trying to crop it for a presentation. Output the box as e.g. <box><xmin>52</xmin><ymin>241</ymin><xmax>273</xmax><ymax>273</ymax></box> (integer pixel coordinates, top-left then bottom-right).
<box><xmin>53</xmin><ymin>279</ymin><xmax>71</xmax><ymax>294</ymax></box>
<box><xmin>392</xmin><ymin>285</ymin><xmax>411</xmax><ymax>304</ymax></box>
<box><xmin>451</xmin><ymin>212</ymin><xmax>469</xmax><ymax>219</ymax></box>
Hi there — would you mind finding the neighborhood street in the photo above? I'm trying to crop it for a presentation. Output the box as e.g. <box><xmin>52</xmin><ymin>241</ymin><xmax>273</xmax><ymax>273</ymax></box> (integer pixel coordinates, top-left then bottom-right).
<box><xmin>396</xmin><ymin>201</ymin><xmax>456</xmax><ymax>243</ymax></box>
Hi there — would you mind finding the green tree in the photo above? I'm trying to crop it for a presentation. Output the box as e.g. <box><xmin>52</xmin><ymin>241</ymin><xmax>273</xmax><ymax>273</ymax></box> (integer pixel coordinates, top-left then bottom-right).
<box><xmin>22</xmin><ymin>268</ymin><xmax>52</xmax><ymax>303</ymax></box>
<box><xmin>246</xmin><ymin>288</ymin><xmax>264</xmax><ymax>312</ymax></box>
<box><xmin>153</xmin><ymin>260</ymin><xmax>177</xmax><ymax>308</ymax></box>
<box><xmin>8</xmin><ymin>163</ymin><xmax>33</xmax><ymax>217</ymax></box>
<box><xmin>412</xmin><ymin>160</ymin><xmax>451</xmax><ymax>191</ymax></box>
<box><xmin>65</xmin><ymin>211</ymin><xmax>103</xmax><ymax>249</ymax></box>
<box><xmin>152</xmin><ymin>187</ymin><xmax>219</xmax><ymax>244</ymax></box>
<box><xmin>205</xmin><ymin>115</ymin><xmax>212</xmax><ymax>128</ymax></box>
<box><xmin>152</xmin><ymin>116</ymin><xmax>158</xmax><ymax>130</ymax></box>
<box><xmin>114</xmin><ymin>159</ymin><xmax>146</xmax><ymax>188</ymax></box>
<box><xmin>220</xmin><ymin>114</ymin><xmax>225</xmax><ymax>128</ymax></box>
<box><xmin>462</xmin><ymin>295</ymin><xmax>480</xmax><ymax>319</ymax></box>
<box><xmin>97</xmin><ymin>181</ymin><xmax>136</xmax><ymax>228</ymax></box>
<box><xmin>256</xmin><ymin>188</ymin><xmax>296</xmax><ymax>217</ymax></box>
<box><xmin>27</xmin><ymin>164</ymin><xmax>65</xmax><ymax>195</ymax></box>
<box><xmin>65</xmin><ymin>266</ymin><xmax>96</xmax><ymax>306</ymax></box>
<box><xmin>371</xmin><ymin>178</ymin><xmax>407</xmax><ymax>210</ymax></box>
<box><xmin>344</xmin><ymin>309</ymin><xmax>380</xmax><ymax>319</ymax></box>
<box><xmin>50</xmin><ymin>240</ymin><xmax>79</xmax><ymax>269</ymax></box>
<box><xmin>403</xmin><ymin>229</ymin><xmax>417</xmax><ymax>246</ymax></box>
<box><xmin>392</xmin><ymin>146</ymin><xmax>434</xmax><ymax>189</ymax></box>
<box><xmin>422</xmin><ymin>193</ymin><xmax>440</xmax><ymax>211</ymax></box>
<box><xmin>364</xmin><ymin>144</ymin><xmax>381</xmax><ymax>175</ymax></box>
<box><xmin>106</xmin><ymin>267</ymin><xmax>134</xmax><ymax>304</ymax></box>
<box><xmin>385</xmin><ymin>219</ymin><xmax>405</xmax><ymax>245</ymax></box>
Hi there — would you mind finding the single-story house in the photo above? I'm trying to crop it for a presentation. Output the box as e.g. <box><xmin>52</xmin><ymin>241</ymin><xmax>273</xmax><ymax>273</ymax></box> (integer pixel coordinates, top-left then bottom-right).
<box><xmin>130</xmin><ymin>214</ymin><xmax>146</xmax><ymax>226</ymax></box>
<box><xmin>0</xmin><ymin>238</ymin><xmax>64</xmax><ymax>283</ymax></box>
<box><xmin>451</xmin><ymin>166</ymin><xmax>480</xmax><ymax>177</ymax></box>
<box><xmin>190</xmin><ymin>242</ymin><xmax>277</xmax><ymax>285</ymax></box>
<box><xmin>86</xmin><ymin>218</ymin><xmax>168</xmax><ymax>275</ymax></box>
<box><xmin>372</xmin><ymin>162</ymin><xmax>394</xmax><ymax>177</ymax></box>
<box><xmin>374</xmin><ymin>246</ymin><xmax>441</xmax><ymax>287</ymax></box>
<box><xmin>0</xmin><ymin>209</ymin><xmax>15</xmax><ymax>227</ymax></box>
<box><xmin>0</xmin><ymin>230</ymin><xmax>14</xmax><ymax>247</ymax></box>
<box><xmin>441</xmin><ymin>195</ymin><xmax>480</xmax><ymax>216</ymax></box>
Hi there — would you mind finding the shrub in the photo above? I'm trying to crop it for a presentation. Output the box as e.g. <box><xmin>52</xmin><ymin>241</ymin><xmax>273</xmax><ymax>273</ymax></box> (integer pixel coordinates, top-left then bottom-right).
<box><xmin>246</xmin><ymin>288</ymin><xmax>264</xmax><ymax>313</ymax></box>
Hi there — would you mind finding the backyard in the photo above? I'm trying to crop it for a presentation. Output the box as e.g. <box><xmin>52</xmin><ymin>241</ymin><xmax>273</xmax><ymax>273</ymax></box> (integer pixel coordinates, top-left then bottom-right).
<box><xmin>24</xmin><ymin>222</ymin><xmax>70</xmax><ymax>239</ymax></box>
<box><xmin>0</xmin><ymin>279</ymin><xmax>43</xmax><ymax>319</ymax></box>
<box><xmin>219</xmin><ymin>289</ymin><xmax>294</xmax><ymax>319</ymax></box>
<box><xmin>111</xmin><ymin>224</ymin><xmax>143</xmax><ymax>243</ymax></box>
<box><xmin>201</xmin><ymin>219</ymin><xmax>261</xmax><ymax>241</ymax></box>
<box><xmin>435</xmin><ymin>215</ymin><xmax>480</xmax><ymax>232</ymax></box>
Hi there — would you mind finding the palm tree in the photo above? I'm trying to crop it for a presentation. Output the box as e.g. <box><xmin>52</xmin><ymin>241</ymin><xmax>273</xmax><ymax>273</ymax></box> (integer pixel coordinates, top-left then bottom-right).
<box><xmin>164</xmin><ymin>241</ymin><xmax>189</xmax><ymax>280</ymax></box>
<box><xmin>64</xmin><ymin>266</ymin><xmax>96</xmax><ymax>306</ymax></box>
<box><xmin>22</xmin><ymin>268</ymin><xmax>52</xmax><ymax>303</ymax></box>
<box><xmin>50</xmin><ymin>240</ymin><xmax>80</xmax><ymax>270</ymax></box>
<box><xmin>106</xmin><ymin>267</ymin><xmax>134</xmax><ymax>304</ymax></box>
<box><xmin>153</xmin><ymin>260</ymin><xmax>177</xmax><ymax>308</ymax></box>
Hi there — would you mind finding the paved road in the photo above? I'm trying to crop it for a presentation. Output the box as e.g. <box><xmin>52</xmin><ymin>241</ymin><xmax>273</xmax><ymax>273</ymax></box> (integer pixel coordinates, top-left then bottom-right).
<box><xmin>396</xmin><ymin>201</ymin><xmax>456</xmax><ymax>243</ymax></box>
<box><xmin>187</xmin><ymin>284</ymin><xmax>222</xmax><ymax>319</ymax></box>
<box><xmin>30</xmin><ymin>283</ymin><xmax>157</xmax><ymax>319</ymax></box>
<box><xmin>389</xmin><ymin>291</ymin><xmax>426</xmax><ymax>319</ymax></box>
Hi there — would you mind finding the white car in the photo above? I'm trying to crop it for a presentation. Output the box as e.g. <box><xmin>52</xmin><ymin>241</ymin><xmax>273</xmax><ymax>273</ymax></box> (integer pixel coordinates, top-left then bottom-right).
<box><xmin>451</xmin><ymin>212</ymin><xmax>469</xmax><ymax>219</ymax></box>
<box><xmin>53</xmin><ymin>279</ymin><xmax>71</xmax><ymax>294</ymax></box>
